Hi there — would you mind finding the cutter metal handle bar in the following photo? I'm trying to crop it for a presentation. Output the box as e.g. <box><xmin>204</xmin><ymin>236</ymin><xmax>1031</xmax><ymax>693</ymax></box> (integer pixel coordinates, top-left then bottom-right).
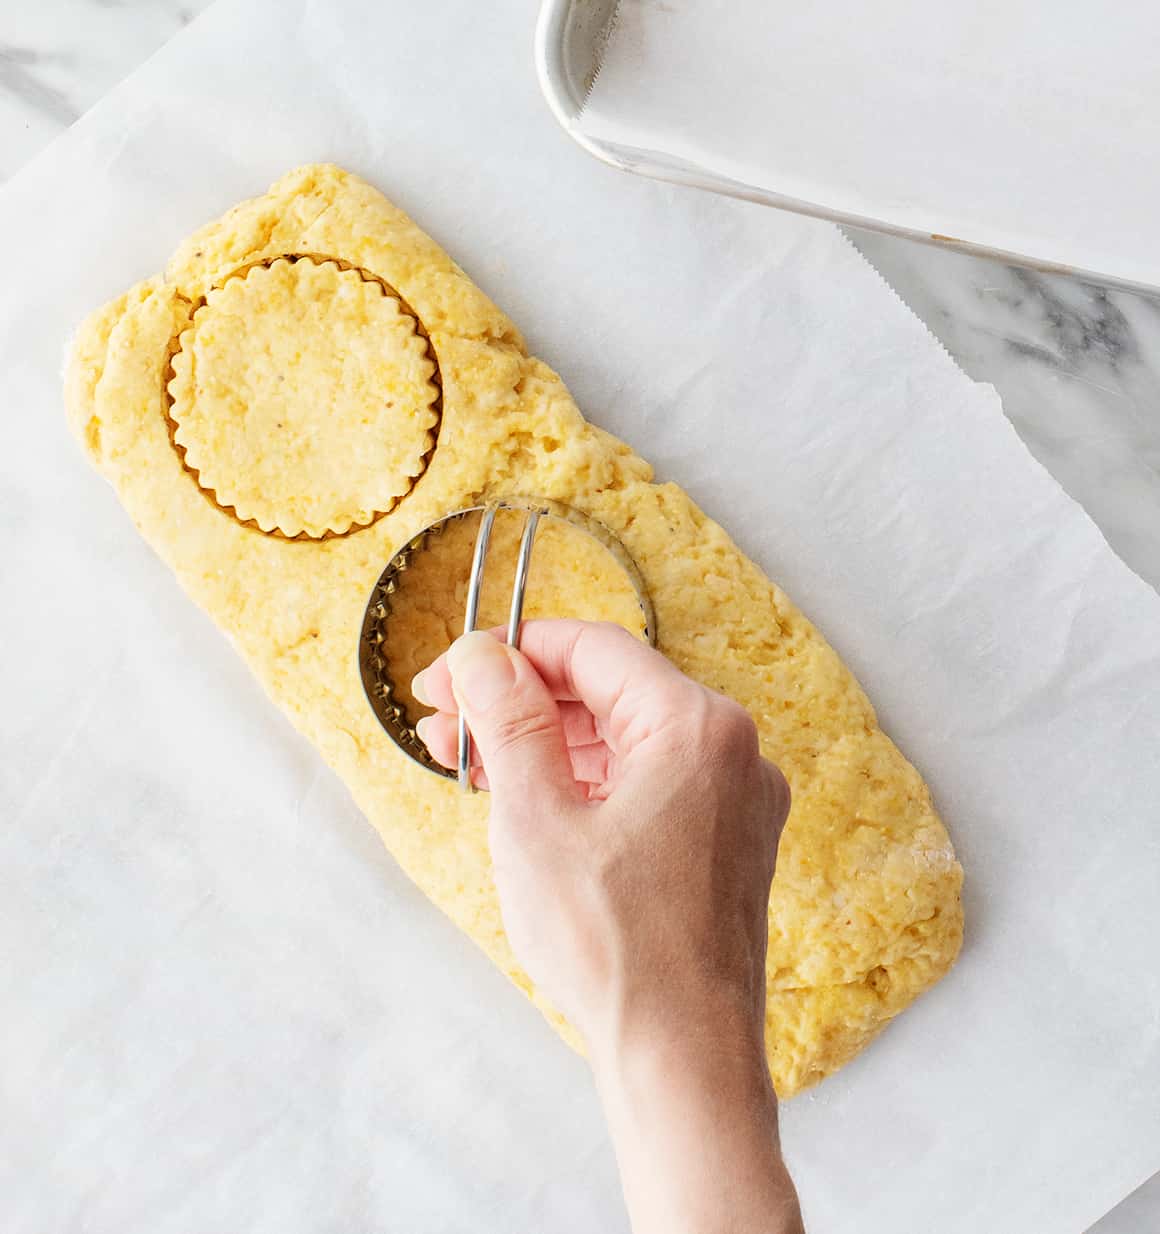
<box><xmin>457</xmin><ymin>502</ymin><xmax>543</xmax><ymax>792</ymax></box>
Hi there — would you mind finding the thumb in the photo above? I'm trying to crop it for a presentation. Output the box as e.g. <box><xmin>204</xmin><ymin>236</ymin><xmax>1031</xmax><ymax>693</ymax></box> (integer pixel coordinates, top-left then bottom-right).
<box><xmin>447</xmin><ymin>631</ymin><xmax>579</xmax><ymax>807</ymax></box>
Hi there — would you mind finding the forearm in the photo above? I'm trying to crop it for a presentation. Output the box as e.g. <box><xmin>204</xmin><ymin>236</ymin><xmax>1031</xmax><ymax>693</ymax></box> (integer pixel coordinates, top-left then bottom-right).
<box><xmin>593</xmin><ymin>1024</ymin><xmax>804</xmax><ymax>1234</ymax></box>
<box><xmin>420</xmin><ymin>625</ymin><xmax>801</xmax><ymax>1227</ymax></box>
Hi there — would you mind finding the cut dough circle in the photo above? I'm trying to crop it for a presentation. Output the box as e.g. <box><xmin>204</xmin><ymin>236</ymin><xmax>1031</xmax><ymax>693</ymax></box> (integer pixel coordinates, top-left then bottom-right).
<box><xmin>379</xmin><ymin>507</ymin><xmax>651</xmax><ymax>734</ymax></box>
<box><xmin>168</xmin><ymin>257</ymin><xmax>439</xmax><ymax>538</ymax></box>
<box><xmin>67</xmin><ymin>164</ymin><xmax>964</xmax><ymax>1098</ymax></box>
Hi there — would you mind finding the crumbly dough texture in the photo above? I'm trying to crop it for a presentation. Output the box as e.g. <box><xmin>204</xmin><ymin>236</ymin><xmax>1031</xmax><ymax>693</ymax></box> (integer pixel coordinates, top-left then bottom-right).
<box><xmin>168</xmin><ymin>257</ymin><xmax>437</xmax><ymax>537</ymax></box>
<box><xmin>381</xmin><ymin>508</ymin><xmax>648</xmax><ymax>728</ymax></box>
<box><xmin>66</xmin><ymin>164</ymin><xmax>963</xmax><ymax>1097</ymax></box>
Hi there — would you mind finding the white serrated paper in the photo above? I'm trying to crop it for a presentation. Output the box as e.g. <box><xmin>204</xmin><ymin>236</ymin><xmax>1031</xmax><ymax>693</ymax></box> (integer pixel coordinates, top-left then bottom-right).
<box><xmin>0</xmin><ymin>2</ymin><xmax>1158</xmax><ymax>1231</ymax></box>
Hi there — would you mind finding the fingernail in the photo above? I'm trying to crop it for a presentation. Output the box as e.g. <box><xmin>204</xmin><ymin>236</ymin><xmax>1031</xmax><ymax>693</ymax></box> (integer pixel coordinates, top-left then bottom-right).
<box><xmin>415</xmin><ymin>715</ymin><xmax>433</xmax><ymax>746</ymax></box>
<box><xmin>447</xmin><ymin>631</ymin><xmax>516</xmax><ymax>710</ymax></box>
<box><xmin>411</xmin><ymin>668</ymin><xmax>432</xmax><ymax>706</ymax></box>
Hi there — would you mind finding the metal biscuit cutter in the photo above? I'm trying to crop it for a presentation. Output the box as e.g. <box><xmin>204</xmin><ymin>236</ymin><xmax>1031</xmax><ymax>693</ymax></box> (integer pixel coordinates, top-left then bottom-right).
<box><xmin>359</xmin><ymin>495</ymin><xmax>656</xmax><ymax>793</ymax></box>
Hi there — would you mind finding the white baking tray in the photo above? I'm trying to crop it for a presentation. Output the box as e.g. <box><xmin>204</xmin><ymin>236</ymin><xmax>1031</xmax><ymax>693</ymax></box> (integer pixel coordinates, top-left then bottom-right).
<box><xmin>536</xmin><ymin>0</ymin><xmax>1160</xmax><ymax>293</ymax></box>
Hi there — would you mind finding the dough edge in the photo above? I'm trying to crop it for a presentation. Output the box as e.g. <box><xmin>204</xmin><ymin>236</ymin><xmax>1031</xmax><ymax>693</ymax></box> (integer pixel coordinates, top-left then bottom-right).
<box><xmin>64</xmin><ymin>163</ymin><xmax>964</xmax><ymax>1097</ymax></box>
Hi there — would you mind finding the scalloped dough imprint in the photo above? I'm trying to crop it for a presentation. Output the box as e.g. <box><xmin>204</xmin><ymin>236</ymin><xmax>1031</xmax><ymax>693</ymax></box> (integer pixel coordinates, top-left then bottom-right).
<box><xmin>65</xmin><ymin>164</ymin><xmax>963</xmax><ymax>1097</ymax></box>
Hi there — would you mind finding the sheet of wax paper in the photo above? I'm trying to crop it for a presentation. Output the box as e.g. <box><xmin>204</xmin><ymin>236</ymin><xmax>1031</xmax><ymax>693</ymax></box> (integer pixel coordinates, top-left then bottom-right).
<box><xmin>578</xmin><ymin>0</ymin><xmax>1160</xmax><ymax>288</ymax></box>
<box><xmin>0</xmin><ymin>1</ymin><xmax>1158</xmax><ymax>1231</ymax></box>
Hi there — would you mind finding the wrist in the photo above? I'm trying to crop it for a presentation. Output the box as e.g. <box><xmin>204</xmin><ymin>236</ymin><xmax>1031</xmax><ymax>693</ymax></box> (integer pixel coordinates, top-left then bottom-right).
<box><xmin>591</xmin><ymin>1007</ymin><xmax>776</xmax><ymax>1153</ymax></box>
<box><xmin>590</xmin><ymin>1003</ymin><xmax>802</xmax><ymax>1234</ymax></box>
<box><xmin>587</xmin><ymin>976</ymin><xmax>768</xmax><ymax>1089</ymax></box>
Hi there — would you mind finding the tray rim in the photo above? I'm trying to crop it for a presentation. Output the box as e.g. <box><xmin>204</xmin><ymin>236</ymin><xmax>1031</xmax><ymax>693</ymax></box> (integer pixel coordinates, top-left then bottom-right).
<box><xmin>534</xmin><ymin>0</ymin><xmax>1160</xmax><ymax>296</ymax></box>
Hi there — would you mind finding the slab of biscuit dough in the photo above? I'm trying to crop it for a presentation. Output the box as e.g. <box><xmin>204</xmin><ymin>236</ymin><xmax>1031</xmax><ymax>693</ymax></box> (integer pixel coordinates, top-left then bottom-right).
<box><xmin>66</xmin><ymin>164</ymin><xmax>963</xmax><ymax>1097</ymax></box>
<box><xmin>379</xmin><ymin>508</ymin><xmax>650</xmax><ymax>727</ymax></box>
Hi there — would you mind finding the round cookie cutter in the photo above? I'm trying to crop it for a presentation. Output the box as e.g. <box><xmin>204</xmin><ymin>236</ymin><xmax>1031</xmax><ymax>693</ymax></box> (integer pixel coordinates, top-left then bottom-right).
<box><xmin>358</xmin><ymin>496</ymin><xmax>656</xmax><ymax>792</ymax></box>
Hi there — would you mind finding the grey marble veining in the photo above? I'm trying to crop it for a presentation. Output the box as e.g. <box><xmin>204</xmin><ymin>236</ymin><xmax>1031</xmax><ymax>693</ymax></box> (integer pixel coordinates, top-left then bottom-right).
<box><xmin>850</xmin><ymin>231</ymin><xmax>1160</xmax><ymax>595</ymax></box>
<box><xmin>0</xmin><ymin>0</ymin><xmax>210</xmax><ymax>179</ymax></box>
<box><xmin>0</xmin><ymin>2</ymin><xmax>1156</xmax><ymax>1230</ymax></box>
<box><xmin>0</xmin><ymin>43</ymin><xmax>80</xmax><ymax>127</ymax></box>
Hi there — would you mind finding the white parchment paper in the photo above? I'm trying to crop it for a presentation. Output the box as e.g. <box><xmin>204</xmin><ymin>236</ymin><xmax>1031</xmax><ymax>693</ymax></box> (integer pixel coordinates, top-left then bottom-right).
<box><xmin>1</xmin><ymin>2</ymin><xmax>1158</xmax><ymax>1231</ymax></box>
<box><xmin>578</xmin><ymin>0</ymin><xmax>1160</xmax><ymax>288</ymax></box>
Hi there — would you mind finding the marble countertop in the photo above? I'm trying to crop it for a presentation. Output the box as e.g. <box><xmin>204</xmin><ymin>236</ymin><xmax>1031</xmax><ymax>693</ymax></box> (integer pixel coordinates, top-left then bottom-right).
<box><xmin>3</xmin><ymin>2</ymin><xmax>1157</xmax><ymax>1230</ymax></box>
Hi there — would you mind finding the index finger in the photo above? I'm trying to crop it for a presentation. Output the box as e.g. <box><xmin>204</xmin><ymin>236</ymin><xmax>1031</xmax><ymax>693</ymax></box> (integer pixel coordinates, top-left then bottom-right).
<box><xmin>412</xmin><ymin>619</ymin><xmax>696</xmax><ymax>733</ymax></box>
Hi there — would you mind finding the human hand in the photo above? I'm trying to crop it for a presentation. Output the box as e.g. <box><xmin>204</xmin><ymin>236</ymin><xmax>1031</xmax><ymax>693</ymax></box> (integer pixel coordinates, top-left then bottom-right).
<box><xmin>413</xmin><ymin>620</ymin><xmax>802</xmax><ymax>1234</ymax></box>
<box><xmin>412</xmin><ymin>619</ymin><xmax>790</xmax><ymax>1056</ymax></box>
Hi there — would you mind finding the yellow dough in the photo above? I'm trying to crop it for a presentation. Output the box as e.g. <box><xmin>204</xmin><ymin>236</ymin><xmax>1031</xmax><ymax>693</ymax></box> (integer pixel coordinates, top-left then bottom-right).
<box><xmin>168</xmin><ymin>258</ymin><xmax>439</xmax><ymax>538</ymax></box>
<box><xmin>65</xmin><ymin>164</ymin><xmax>963</xmax><ymax>1096</ymax></box>
<box><xmin>380</xmin><ymin>507</ymin><xmax>649</xmax><ymax>727</ymax></box>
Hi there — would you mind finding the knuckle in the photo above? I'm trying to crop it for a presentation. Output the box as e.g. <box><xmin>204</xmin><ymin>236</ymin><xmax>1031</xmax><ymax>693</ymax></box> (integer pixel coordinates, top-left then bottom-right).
<box><xmin>488</xmin><ymin>705</ymin><xmax>559</xmax><ymax>753</ymax></box>
<box><xmin>646</xmin><ymin>681</ymin><xmax>697</xmax><ymax>732</ymax></box>
<box><xmin>764</xmin><ymin>760</ymin><xmax>792</xmax><ymax>823</ymax></box>
<box><xmin>702</xmin><ymin>697</ymin><xmax>760</xmax><ymax>760</ymax></box>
